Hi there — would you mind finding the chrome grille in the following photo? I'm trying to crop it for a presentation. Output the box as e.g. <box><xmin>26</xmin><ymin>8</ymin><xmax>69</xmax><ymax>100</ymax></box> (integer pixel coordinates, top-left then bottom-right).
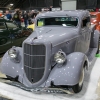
<box><xmin>24</xmin><ymin>43</ymin><xmax>46</xmax><ymax>83</ymax></box>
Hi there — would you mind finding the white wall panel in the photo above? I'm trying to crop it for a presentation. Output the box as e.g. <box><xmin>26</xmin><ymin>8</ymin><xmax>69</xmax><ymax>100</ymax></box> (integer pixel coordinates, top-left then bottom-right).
<box><xmin>61</xmin><ymin>0</ymin><xmax>76</xmax><ymax>10</ymax></box>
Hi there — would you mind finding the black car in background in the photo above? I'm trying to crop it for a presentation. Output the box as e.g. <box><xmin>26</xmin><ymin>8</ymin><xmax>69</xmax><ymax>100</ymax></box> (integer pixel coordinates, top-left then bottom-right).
<box><xmin>0</xmin><ymin>17</ymin><xmax>32</xmax><ymax>53</ymax></box>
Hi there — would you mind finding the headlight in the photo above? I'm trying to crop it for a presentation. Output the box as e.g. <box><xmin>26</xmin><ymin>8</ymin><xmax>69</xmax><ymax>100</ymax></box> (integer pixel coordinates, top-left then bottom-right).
<box><xmin>54</xmin><ymin>50</ymin><xmax>66</xmax><ymax>64</ymax></box>
<box><xmin>8</xmin><ymin>49</ymin><xmax>18</xmax><ymax>59</ymax></box>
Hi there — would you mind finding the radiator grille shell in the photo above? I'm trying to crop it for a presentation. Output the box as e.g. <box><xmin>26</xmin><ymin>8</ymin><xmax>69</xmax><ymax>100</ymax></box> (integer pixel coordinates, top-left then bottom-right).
<box><xmin>24</xmin><ymin>43</ymin><xmax>46</xmax><ymax>83</ymax></box>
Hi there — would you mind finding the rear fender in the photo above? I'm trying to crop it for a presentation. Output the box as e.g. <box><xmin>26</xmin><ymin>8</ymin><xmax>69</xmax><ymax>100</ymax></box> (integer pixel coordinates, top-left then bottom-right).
<box><xmin>45</xmin><ymin>52</ymin><xmax>88</xmax><ymax>87</ymax></box>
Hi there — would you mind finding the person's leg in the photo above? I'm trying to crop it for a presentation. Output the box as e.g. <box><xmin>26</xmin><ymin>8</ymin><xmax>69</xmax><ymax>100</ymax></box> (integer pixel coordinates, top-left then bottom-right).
<box><xmin>18</xmin><ymin>21</ymin><xmax>21</xmax><ymax>27</ymax></box>
<box><xmin>14</xmin><ymin>21</ymin><xmax>18</xmax><ymax>25</ymax></box>
<box><xmin>24</xmin><ymin>20</ymin><xmax>26</xmax><ymax>27</ymax></box>
<box><xmin>24</xmin><ymin>20</ymin><xmax>27</xmax><ymax>27</ymax></box>
<box><xmin>26</xmin><ymin>20</ymin><xmax>28</xmax><ymax>27</ymax></box>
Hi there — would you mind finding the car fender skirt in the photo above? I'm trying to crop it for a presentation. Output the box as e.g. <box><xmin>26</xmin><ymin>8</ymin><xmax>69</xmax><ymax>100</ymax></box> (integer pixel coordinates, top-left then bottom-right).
<box><xmin>45</xmin><ymin>52</ymin><xmax>88</xmax><ymax>87</ymax></box>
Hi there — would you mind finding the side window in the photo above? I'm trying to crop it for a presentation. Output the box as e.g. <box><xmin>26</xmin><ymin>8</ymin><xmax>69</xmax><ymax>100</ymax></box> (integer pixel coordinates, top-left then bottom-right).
<box><xmin>6</xmin><ymin>22</ymin><xmax>18</xmax><ymax>29</ymax></box>
<box><xmin>82</xmin><ymin>17</ymin><xmax>90</xmax><ymax>28</ymax></box>
<box><xmin>0</xmin><ymin>22</ymin><xmax>6</xmax><ymax>29</ymax></box>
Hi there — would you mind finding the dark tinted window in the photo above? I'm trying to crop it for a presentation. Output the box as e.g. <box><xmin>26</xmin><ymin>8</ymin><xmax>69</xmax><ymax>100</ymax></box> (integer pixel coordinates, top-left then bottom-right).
<box><xmin>0</xmin><ymin>22</ymin><xmax>6</xmax><ymax>29</ymax></box>
<box><xmin>37</xmin><ymin>17</ymin><xmax>78</xmax><ymax>27</ymax></box>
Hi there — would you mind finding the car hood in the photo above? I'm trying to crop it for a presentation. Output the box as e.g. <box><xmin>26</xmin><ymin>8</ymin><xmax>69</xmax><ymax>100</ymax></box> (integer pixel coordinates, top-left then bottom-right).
<box><xmin>25</xmin><ymin>27</ymin><xmax>79</xmax><ymax>47</ymax></box>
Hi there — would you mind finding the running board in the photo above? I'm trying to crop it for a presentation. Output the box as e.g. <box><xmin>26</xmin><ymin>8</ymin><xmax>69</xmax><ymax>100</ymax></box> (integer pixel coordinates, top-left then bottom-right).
<box><xmin>86</xmin><ymin>48</ymin><xmax>97</xmax><ymax>62</ymax></box>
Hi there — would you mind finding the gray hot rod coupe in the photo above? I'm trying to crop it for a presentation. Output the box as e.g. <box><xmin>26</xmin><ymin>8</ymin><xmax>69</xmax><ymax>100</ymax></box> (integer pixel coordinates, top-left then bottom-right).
<box><xmin>0</xmin><ymin>10</ymin><xmax>99</xmax><ymax>93</ymax></box>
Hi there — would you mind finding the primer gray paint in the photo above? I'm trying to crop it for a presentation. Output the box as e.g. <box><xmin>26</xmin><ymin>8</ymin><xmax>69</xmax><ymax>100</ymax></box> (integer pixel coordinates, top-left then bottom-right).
<box><xmin>0</xmin><ymin>10</ymin><xmax>99</xmax><ymax>89</ymax></box>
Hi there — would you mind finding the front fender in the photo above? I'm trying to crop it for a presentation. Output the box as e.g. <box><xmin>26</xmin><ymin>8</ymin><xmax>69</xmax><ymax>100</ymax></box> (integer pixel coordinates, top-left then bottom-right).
<box><xmin>45</xmin><ymin>52</ymin><xmax>88</xmax><ymax>87</ymax></box>
<box><xmin>0</xmin><ymin>47</ymin><xmax>24</xmax><ymax>83</ymax></box>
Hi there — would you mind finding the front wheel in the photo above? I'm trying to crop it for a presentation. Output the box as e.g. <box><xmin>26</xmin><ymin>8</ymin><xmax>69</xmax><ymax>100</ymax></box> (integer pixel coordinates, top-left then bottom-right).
<box><xmin>70</xmin><ymin>67</ymin><xmax>85</xmax><ymax>93</ymax></box>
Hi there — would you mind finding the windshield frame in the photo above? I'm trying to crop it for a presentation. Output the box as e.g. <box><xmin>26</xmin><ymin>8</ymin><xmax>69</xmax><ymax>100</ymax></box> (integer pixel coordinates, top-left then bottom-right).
<box><xmin>36</xmin><ymin>16</ymin><xmax>79</xmax><ymax>28</ymax></box>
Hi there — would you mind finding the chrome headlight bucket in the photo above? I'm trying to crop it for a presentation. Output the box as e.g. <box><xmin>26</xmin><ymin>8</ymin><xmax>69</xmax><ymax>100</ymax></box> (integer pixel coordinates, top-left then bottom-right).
<box><xmin>54</xmin><ymin>50</ymin><xmax>66</xmax><ymax>64</ymax></box>
<box><xmin>8</xmin><ymin>48</ymin><xmax>18</xmax><ymax>59</ymax></box>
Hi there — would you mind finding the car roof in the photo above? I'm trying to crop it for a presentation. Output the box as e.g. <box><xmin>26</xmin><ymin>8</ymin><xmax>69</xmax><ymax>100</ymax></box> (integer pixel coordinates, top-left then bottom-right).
<box><xmin>36</xmin><ymin>10</ymin><xmax>90</xmax><ymax>19</ymax></box>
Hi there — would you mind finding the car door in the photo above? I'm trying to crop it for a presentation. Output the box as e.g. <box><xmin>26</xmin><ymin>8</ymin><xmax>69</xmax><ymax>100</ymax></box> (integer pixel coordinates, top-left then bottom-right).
<box><xmin>81</xmin><ymin>17</ymin><xmax>91</xmax><ymax>53</ymax></box>
<box><xmin>0</xmin><ymin>22</ymin><xmax>12</xmax><ymax>53</ymax></box>
<box><xmin>6</xmin><ymin>22</ymin><xmax>23</xmax><ymax>46</ymax></box>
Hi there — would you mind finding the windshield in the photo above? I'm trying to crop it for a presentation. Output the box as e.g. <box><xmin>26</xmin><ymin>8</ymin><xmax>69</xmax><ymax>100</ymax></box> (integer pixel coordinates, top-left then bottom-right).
<box><xmin>91</xmin><ymin>15</ymin><xmax>97</xmax><ymax>18</ymax></box>
<box><xmin>37</xmin><ymin>17</ymin><xmax>78</xmax><ymax>27</ymax></box>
